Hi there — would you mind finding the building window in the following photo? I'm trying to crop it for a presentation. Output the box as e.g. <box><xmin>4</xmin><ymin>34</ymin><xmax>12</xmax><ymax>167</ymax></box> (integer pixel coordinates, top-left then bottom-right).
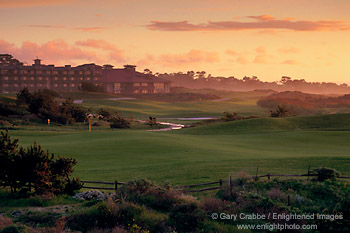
<box><xmin>23</xmin><ymin>77</ymin><xmax>27</xmax><ymax>80</ymax></box>
<box><xmin>38</xmin><ymin>84</ymin><xmax>42</xmax><ymax>87</ymax></box>
<box><xmin>133</xmin><ymin>83</ymin><xmax>141</xmax><ymax>87</ymax></box>
<box><xmin>54</xmin><ymin>84</ymin><xmax>58</xmax><ymax>87</ymax></box>
<box><xmin>71</xmin><ymin>84</ymin><xmax>75</xmax><ymax>87</ymax></box>
<box><xmin>38</xmin><ymin>77</ymin><xmax>42</xmax><ymax>80</ymax></box>
<box><xmin>63</xmin><ymin>84</ymin><xmax>67</xmax><ymax>87</ymax></box>
<box><xmin>30</xmin><ymin>77</ymin><xmax>34</xmax><ymax>80</ymax></box>
<box><xmin>30</xmin><ymin>84</ymin><xmax>34</xmax><ymax>87</ymax></box>
<box><xmin>85</xmin><ymin>71</ymin><xmax>91</xmax><ymax>75</ymax></box>
<box><xmin>14</xmin><ymin>84</ymin><xmax>19</xmax><ymax>87</ymax></box>
<box><xmin>3</xmin><ymin>83</ymin><xmax>9</xmax><ymax>87</ymax></box>
<box><xmin>142</xmin><ymin>90</ymin><xmax>147</xmax><ymax>94</ymax></box>
<box><xmin>53</xmin><ymin>71</ymin><xmax>58</xmax><ymax>75</ymax></box>
<box><xmin>21</xmin><ymin>70</ymin><xmax>27</xmax><ymax>74</ymax></box>
<box><xmin>154</xmin><ymin>83</ymin><xmax>164</xmax><ymax>88</ymax></box>
<box><xmin>1</xmin><ymin>70</ymin><xmax>8</xmax><ymax>74</ymax></box>
<box><xmin>36</xmin><ymin>71</ymin><xmax>42</xmax><ymax>74</ymax></box>
<box><xmin>14</xmin><ymin>77</ymin><xmax>18</xmax><ymax>80</ymax></box>
<box><xmin>141</xmin><ymin>83</ymin><xmax>148</xmax><ymax>86</ymax></box>
<box><xmin>46</xmin><ymin>71</ymin><xmax>50</xmax><ymax>74</ymax></box>
<box><xmin>86</xmin><ymin>77</ymin><xmax>91</xmax><ymax>81</ymax></box>
<box><xmin>3</xmin><ymin>76</ymin><xmax>8</xmax><ymax>80</ymax></box>
<box><xmin>54</xmin><ymin>77</ymin><xmax>58</xmax><ymax>80</ymax></box>
<box><xmin>13</xmin><ymin>70</ymin><xmax>18</xmax><ymax>74</ymax></box>
<box><xmin>70</xmin><ymin>77</ymin><xmax>75</xmax><ymax>81</ymax></box>
<box><xmin>94</xmin><ymin>78</ymin><xmax>99</xmax><ymax>80</ymax></box>
<box><xmin>63</xmin><ymin>71</ymin><xmax>67</xmax><ymax>75</ymax></box>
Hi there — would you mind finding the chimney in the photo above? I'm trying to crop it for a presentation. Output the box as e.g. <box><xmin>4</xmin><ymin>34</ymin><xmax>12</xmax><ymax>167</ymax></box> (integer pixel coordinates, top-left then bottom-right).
<box><xmin>34</xmin><ymin>58</ymin><xmax>41</xmax><ymax>66</ymax></box>
<box><xmin>124</xmin><ymin>65</ymin><xmax>136</xmax><ymax>71</ymax></box>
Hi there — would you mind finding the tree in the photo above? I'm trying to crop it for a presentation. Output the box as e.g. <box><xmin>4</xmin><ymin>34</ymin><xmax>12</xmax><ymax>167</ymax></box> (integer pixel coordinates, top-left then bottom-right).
<box><xmin>80</xmin><ymin>81</ymin><xmax>105</xmax><ymax>93</ymax></box>
<box><xmin>0</xmin><ymin>130</ymin><xmax>82</xmax><ymax>194</ymax></box>
<box><xmin>270</xmin><ymin>105</ymin><xmax>290</xmax><ymax>117</ymax></box>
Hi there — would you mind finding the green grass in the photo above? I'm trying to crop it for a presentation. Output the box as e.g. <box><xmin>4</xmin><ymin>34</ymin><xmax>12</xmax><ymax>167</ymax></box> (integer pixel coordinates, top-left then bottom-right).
<box><xmin>7</xmin><ymin>114</ymin><xmax>350</xmax><ymax>186</ymax></box>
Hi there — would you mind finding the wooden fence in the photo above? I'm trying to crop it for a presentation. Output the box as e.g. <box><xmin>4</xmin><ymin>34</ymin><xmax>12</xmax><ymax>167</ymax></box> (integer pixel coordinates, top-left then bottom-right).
<box><xmin>81</xmin><ymin>172</ymin><xmax>350</xmax><ymax>193</ymax></box>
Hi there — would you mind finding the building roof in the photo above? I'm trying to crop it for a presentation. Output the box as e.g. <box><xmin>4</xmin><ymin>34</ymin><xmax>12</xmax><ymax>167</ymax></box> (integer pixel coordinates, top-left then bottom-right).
<box><xmin>102</xmin><ymin>69</ymin><xmax>171</xmax><ymax>83</ymax></box>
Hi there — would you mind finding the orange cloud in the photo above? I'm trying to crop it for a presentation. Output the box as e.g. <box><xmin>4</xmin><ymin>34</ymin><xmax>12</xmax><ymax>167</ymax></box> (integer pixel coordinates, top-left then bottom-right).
<box><xmin>0</xmin><ymin>39</ymin><xmax>99</xmax><ymax>65</ymax></box>
<box><xmin>0</xmin><ymin>0</ymin><xmax>76</xmax><ymax>8</ymax></box>
<box><xmin>278</xmin><ymin>47</ymin><xmax>300</xmax><ymax>54</ymax></box>
<box><xmin>147</xmin><ymin>15</ymin><xmax>350</xmax><ymax>32</ymax></box>
<box><xmin>281</xmin><ymin>59</ymin><xmax>300</xmax><ymax>65</ymax></box>
<box><xmin>225</xmin><ymin>49</ymin><xmax>239</xmax><ymax>56</ymax></box>
<box><xmin>236</xmin><ymin>56</ymin><xmax>248</xmax><ymax>64</ymax></box>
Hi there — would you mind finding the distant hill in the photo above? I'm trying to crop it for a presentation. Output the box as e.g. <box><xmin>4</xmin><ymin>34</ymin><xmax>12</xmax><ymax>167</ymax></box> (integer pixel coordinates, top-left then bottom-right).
<box><xmin>179</xmin><ymin>114</ymin><xmax>350</xmax><ymax>135</ymax></box>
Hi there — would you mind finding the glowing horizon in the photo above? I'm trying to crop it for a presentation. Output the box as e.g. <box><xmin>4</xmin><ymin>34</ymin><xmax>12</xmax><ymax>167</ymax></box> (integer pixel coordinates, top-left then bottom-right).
<box><xmin>1</xmin><ymin>0</ymin><xmax>349</xmax><ymax>84</ymax></box>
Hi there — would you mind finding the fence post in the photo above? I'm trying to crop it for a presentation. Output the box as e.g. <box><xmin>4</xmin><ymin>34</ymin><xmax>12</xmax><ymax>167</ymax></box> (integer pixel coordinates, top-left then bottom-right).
<box><xmin>114</xmin><ymin>180</ymin><xmax>118</xmax><ymax>192</ymax></box>
<box><xmin>228</xmin><ymin>176</ymin><xmax>232</xmax><ymax>196</ymax></box>
<box><xmin>219</xmin><ymin>179</ymin><xmax>223</xmax><ymax>188</ymax></box>
<box><xmin>268</xmin><ymin>173</ymin><xmax>270</xmax><ymax>181</ymax></box>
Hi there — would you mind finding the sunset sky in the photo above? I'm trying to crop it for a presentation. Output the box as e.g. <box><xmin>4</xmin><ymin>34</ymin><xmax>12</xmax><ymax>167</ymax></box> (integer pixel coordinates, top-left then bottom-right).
<box><xmin>1</xmin><ymin>0</ymin><xmax>349</xmax><ymax>83</ymax></box>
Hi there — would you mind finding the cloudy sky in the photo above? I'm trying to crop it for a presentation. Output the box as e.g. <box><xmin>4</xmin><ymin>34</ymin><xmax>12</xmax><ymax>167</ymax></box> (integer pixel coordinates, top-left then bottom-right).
<box><xmin>1</xmin><ymin>0</ymin><xmax>349</xmax><ymax>83</ymax></box>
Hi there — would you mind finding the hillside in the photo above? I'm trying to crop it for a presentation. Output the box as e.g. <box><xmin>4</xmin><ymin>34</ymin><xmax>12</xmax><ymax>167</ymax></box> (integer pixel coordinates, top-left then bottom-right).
<box><xmin>179</xmin><ymin>114</ymin><xmax>350</xmax><ymax>135</ymax></box>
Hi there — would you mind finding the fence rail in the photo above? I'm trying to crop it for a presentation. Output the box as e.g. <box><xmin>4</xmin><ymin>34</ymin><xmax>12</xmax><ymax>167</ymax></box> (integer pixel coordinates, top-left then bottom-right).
<box><xmin>81</xmin><ymin>172</ymin><xmax>350</xmax><ymax>193</ymax></box>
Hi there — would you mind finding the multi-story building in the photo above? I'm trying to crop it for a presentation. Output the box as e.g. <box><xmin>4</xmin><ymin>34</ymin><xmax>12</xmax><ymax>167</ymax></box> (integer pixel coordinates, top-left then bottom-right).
<box><xmin>0</xmin><ymin>54</ymin><xmax>171</xmax><ymax>94</ymax></box>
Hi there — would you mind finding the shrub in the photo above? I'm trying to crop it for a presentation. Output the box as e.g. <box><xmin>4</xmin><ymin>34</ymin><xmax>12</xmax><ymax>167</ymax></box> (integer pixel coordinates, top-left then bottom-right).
<box><xmin>168</xmin><ymin>202</ymin><xmax>205</xmax><ymax>232</ymax></box>
<box><xmin>270</xmin><ymin>105</ymin><xmax>290</xmax><ymax>117</ymax></box>
<box><xmin>0</xmin><ymin>130</ymin><xmax>82</xmax><ymax>195</ymax></box>
<box><xmin>0</xmin><ymin>225</ymin><xmax>27</xmax><ymax>233</ymax></box>
<box><xmin>109</xmin><ymin>114</ymin><xmax>130</xmax><ymax>129</ymax></box>
<box><xmin>311</xmin><ymin>167</ymin><xmax>340</xmax><ymax>181</ymax></box>
<box><xmin>117</xmin><ymin>179</ymin><xmax>181</xmax><ymax>211</ymax></box>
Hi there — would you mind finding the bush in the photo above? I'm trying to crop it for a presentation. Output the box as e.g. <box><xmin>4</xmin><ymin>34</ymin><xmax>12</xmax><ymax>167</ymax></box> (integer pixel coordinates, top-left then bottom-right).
<box><xmin>0</xmin><ymin>130</ymin><xmax>82</xmax><ymax>195</ymax></box>
<box><xmin>117</xmin><ymin>179</ymin><xmax>181</xmax><ymax>211</ymax></box>
<box><xmin>0</xmin><ymin>225</ymin><xmax>27</xmax><ymax>233</ymax></box>
<box><xmin>311</xmin><ymin>167</ymin><xmax>340</xmax><ymax>181</ymax></box>
<box><xmin>109</xmin><ymin>114</ymin><xmax>130</xmax><ymax>129</ymax></box>
<box><xmin>168</xmin><ymin>202</ymin><xmax>205</xmax><ymax>232</ymax></box>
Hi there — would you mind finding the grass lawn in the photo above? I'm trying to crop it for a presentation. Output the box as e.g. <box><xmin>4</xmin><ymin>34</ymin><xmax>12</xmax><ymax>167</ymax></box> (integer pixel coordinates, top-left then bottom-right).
<box><xmin>7</xmin><ymin>114</ymin><xmax>350</xmax><ymax>186</ymax></box>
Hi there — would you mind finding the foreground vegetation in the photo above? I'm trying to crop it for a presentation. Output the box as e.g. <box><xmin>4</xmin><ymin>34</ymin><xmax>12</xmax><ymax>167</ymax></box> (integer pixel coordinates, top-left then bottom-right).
<box><xmin>1</xmin><ymin>176</ymin><xmax>349</xmax><ymax>232</ymax></box>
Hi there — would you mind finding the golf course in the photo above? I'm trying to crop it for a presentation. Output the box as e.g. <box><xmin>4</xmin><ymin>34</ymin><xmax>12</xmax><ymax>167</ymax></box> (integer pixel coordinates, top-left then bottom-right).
<box><xmin>3</xmin><ymin>90</ymin><xmax>350</xmax><ymax>185</ymax></box>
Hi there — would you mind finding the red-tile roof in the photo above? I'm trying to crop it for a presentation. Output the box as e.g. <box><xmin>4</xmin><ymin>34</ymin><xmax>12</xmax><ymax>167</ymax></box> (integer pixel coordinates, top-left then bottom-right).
<box><xmin>102</xmin><ymin>69</ymin><xmax>171</xmax><ymax>83</ymax></box>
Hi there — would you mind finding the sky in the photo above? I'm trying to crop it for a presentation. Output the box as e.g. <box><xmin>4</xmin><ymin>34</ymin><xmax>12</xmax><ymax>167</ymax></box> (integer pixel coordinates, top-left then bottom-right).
<box><xmin>0</xmin><ymin>0</ymin><xmax>349</xmax><ymax>83</ymax></box>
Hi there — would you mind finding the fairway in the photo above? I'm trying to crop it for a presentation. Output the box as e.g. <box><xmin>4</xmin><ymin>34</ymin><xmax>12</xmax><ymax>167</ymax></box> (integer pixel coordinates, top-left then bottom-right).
<box><xmin>8</xmin><ymin>114</ymin><xmax>350</xmax><ymax>185</ymax></box>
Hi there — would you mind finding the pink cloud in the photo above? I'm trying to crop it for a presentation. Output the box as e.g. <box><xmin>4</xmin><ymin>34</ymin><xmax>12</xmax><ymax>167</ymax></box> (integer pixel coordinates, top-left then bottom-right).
<box><xmin>26</xmin><ymin>25</ymin><xmax>65</xmax><ymax>29</ymax></box>
<box><xmin>73</xmin><ymin>27</ymin><xmax>107</xmax><ymax>33</ymax></box>
<box><xmin>0</xmin><ymin>0</ymin><xmax>76</xmax><ymax>8</ymax></box>
<box><xmin>0</xmin><ymin>39</ymin><xmax>99</xmax><ymax>65</ymax></box>
<box><xmin>147</xmin><ymin>15</ymin><xmax>350</xmax><ymax>32</ymax></box>
<box><xmin>137</xmin><ymin>50</ymin><xmax>219</xmax><ymax>68</ymax></box>
<box><xmin>76</xmin><ymin>39</ymin><xmax>125</xmax><ymax>63</ymax></box>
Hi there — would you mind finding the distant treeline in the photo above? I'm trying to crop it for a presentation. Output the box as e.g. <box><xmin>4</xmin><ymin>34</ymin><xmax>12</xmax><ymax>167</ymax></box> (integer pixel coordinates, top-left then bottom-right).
<box><xmin>154</xmin><ymin>72</ymin><xmax>350</xmax><ymax>94</ymax></box>
<box><xmin>258</xmin><ymin>91</ymin><xmax>350</xmax><ymax>115</ymax></box>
